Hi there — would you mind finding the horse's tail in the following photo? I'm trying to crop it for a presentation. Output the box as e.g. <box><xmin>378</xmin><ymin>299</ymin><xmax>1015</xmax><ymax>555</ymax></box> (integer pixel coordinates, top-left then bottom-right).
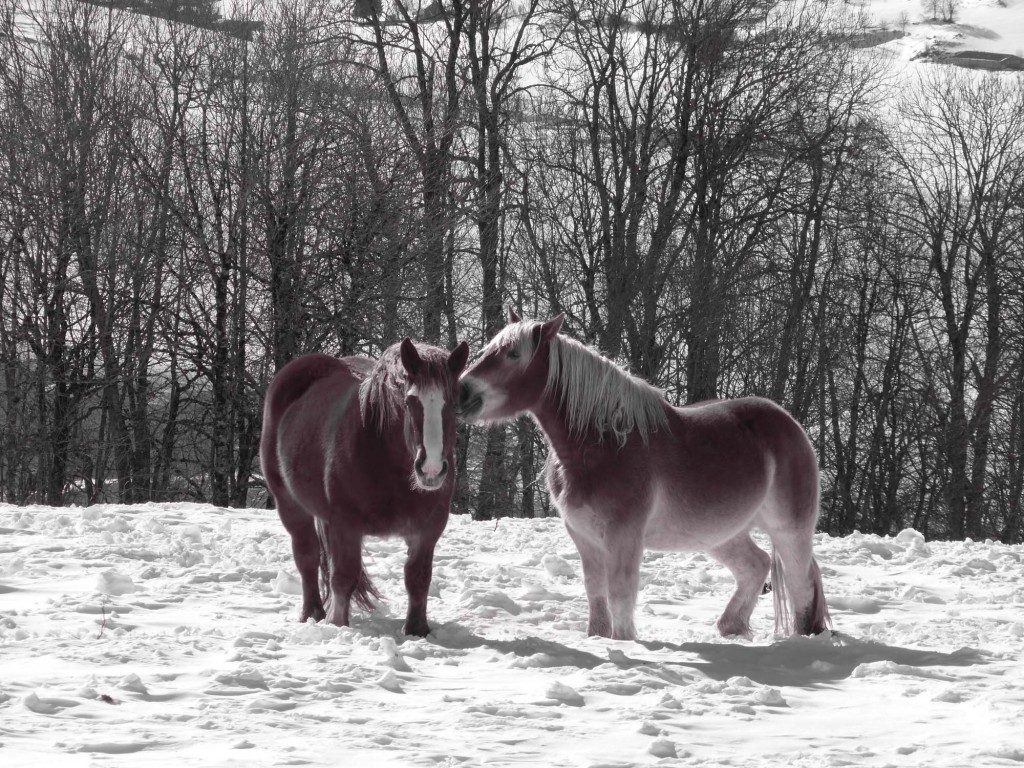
<box><xmin>352</xmin><ymin>566</ymin><xmax>383</xmax><ymax>612</ymax></box>
<box><xmin>314</xmin><ymin>518</ymin><xmax>382</xmax><ymax>613</ymax></box>
<box><xmin>770</xmin><ymin>549</ymin><xmax>831</xmax><ymax>635</ymax></box>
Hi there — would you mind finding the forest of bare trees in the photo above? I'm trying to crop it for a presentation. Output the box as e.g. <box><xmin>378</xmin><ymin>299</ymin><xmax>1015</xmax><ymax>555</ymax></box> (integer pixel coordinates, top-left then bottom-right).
<box><xmin>2</xmin><ymin>0</ymin><xmax>1023</xmax><ymax>542</ymax></box>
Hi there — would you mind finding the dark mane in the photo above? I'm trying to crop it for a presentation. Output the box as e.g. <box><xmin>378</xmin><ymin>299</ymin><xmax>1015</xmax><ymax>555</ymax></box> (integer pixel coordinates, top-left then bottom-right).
<box><xmin>359</xmin><ymin>341</ymin><xmax>457</xmax><ymax>433</ymax></box>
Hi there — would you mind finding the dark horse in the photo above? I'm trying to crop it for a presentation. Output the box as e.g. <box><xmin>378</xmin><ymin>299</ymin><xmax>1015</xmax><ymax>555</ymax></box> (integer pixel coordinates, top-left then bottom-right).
<box><xmin>261</xmin><ymin>338</ymin><xmax>469</xmax><ymax>636</ymax></box>
<box><xmin>459</xmin><ymin>309</ymin><xmax>830</xmax><ymax>641</ymax></box>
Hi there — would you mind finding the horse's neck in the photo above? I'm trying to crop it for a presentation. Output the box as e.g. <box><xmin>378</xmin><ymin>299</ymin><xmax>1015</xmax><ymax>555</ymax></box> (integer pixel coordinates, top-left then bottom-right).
<box><xmin>360</xmin><ymin>409</ymin><xmax>414</xmax><ymax>471</ymax></box>
<box><xmin>530</xmin><ymin>391</ymin><xmax>587</xmax><ymax>467</ymax></box>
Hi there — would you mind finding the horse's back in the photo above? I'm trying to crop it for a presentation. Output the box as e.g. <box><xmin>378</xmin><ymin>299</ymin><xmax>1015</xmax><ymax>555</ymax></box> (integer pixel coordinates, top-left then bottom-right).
<box><xmin>664</xmin><ymin>396</ymin><xmax>774</xmax><ymax>462</ymax></box>
<box><xmin>670</xmin><ymin>396</ymin><xmax>811</xmax><ymax>459</ymax></box>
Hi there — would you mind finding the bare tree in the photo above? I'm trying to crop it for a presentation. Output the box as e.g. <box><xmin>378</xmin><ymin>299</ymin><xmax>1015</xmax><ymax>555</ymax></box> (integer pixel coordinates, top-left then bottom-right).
<box><xmin>0</xmin><ymin>0</ymin><xmax>144</xmax><ymax>503</ymax></box>
<box><xmin>352</xmin><ymin>0</ymin><xmax>467</xmax><ymax>343</ymax></box>
<box><xmin>891</xmin><ymin>70</ymin><xmax>1024</xmax><ymax>539</ymax></box>
<box><xmin>462</xmin><ymin>0</ymin><xmax>550</xmax><ymax>519</ymax></box>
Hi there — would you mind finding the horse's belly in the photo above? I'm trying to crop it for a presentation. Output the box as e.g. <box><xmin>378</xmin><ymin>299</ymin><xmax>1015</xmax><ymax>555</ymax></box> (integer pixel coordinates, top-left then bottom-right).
<box><xmin>642</xmin><ymin>506</ymin><xmax>705</xmax><ymax>551</ymax></box>
<box><xmin>642</xmin><ymin>483</ymin><xmax>760</xmax><ymax>552</ymax></box>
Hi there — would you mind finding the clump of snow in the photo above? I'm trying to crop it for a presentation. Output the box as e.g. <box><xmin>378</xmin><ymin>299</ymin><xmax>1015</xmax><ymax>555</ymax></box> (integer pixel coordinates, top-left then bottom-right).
<box><xmin>544</xmin><ymin>680</ymin><xmax>584</xmax><ymax>706</ymax></box>
<box><xmin>22</xmin><ymin>690</ymin><xmax>80</xmax><ymax>715</ymax></box>
<box><xmin>271</xmin><ymin>570</ymin><xmax>302</xmax><ymax>595</ymax></box>
<box><xmin>117</xmin><ymin>674</ymin><xmax>148</xmax><ymax>695</ymax></box>
<box><xmin>379</xmin><ymin>636</ymin><xmax>412</xmax><ymax>672</ymax></box>
<box><xmin>458</xmin><ymin>586</ymin><xmax>522</xmax><ymax>616</ymax></box>
<box><xmin>649</xmin><ymin>737</ymin><xmax>678</xmax><ymax>758</ymax></box>
<box><xmin>540</xmin><ymin>553</ymin><xmax>575</xmax><ymax>578</ymax></box>
<box><xmin>94</xmin><ymin>569</ymin><xmax>136</xmax><ymax>596</ymax></box>
<box><xmin>895</xmin><ymin>528</ymin><xmax>925</xmax><ymax>546</ymax></box>
<box><xmin>375</xmin><ymin>668</ymin><xmax>404</xmax><ymax>693</ymax></box>
<box><xmin>828</xmin><ymin>594</ymin><xmax>884</xmax><ymax>613</ymax></box>
<box><xmin>212</xmin><ymin>668</ymin><xmax>267</xmax><ymax>690</ymax></box>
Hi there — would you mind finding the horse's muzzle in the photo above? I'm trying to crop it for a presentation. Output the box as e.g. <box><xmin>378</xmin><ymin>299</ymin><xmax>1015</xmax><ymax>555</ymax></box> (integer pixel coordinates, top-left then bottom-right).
<box><xmin>415</xmin><ymin>457</ymin><xmax>449</xmax><ymax>490</ymax></box>
<box><xmin>458</xmin><ymin>381</ymin><xmax>483</xmax><ymax>420</ymax></box>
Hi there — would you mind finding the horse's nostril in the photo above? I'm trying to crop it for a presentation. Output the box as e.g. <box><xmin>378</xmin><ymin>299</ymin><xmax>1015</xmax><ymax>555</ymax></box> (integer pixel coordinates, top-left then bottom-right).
<box><xmin>441</xmin><ymin>459</ymin><xmax>449</xmax><ymax>475</ymax></box>
<box><xmin>458</xmin><ymin>383</ymin><xmax>483</xmax><ymax>418</ymax></box>
<box><xmin>462</xmin><ymin>381</ymin><xmax>481</xmax><ymax>404</ymax></box>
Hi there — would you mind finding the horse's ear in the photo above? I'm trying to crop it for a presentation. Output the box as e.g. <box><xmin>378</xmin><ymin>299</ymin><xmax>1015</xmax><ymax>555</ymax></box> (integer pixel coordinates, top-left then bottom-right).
<box><xmin>400</xmin><ymin>337</ymin><xmax>422</xmax><ymax>376</ymax></box>
<box><xmin>448</xmin><ymin>340</ymin><xmax>470</xmax><ymax>375</ymax></box>
<box><xmin>541</xmin><ymin>313</ymin><xmax>564</xmax><ymax>341</ymax></box>
<box><xmin>508</xmin><ymin>305</ymin><xmax>522</xmax><ymax>324</ymax></box>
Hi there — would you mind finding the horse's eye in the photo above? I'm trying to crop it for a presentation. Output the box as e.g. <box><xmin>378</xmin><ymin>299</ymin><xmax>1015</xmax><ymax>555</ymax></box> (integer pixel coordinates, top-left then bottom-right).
<box><xmin>507</xmin><ymin>347</ymin><xmax>521</xmax><ymax>360</ymax></box>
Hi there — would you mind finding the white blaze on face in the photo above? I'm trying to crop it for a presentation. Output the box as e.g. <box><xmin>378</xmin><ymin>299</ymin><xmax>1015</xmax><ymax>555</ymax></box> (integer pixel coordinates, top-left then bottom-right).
<box><xmin>418</xmin><ymin>386</ymin><xmax>446</xmax><ymax>479</ymax></box>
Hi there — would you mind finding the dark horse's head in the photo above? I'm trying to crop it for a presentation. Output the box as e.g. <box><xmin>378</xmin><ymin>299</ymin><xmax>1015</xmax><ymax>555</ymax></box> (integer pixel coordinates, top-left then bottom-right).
<box><xmin>397</xmin><ymin>338</ymin><xmax>470</xmax><ymax>490</ymax></box>
<box><xmin>458</xmin><ymin>307</ymin><xmax>564</xmax><ymax>424</ymax></box>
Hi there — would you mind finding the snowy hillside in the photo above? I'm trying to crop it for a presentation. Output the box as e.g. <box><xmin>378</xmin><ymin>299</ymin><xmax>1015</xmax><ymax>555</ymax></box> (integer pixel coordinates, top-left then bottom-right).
<box><xmin>863</xmin><ymin>0</ymin><xmax>1024</xmax><ymax>67</ymax></box>
<box><xmin>1</xmin><ymin>502</ymin><xmax>1022</xmax><ymax>767</ymax></box>
<box><xmin>28</xmin><ymin>0</ymin><xmax>1024</xmax><ymax>73</ymax></box>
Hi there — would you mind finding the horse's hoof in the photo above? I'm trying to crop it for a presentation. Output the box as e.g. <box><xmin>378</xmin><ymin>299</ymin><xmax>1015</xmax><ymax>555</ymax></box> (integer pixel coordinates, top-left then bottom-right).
<box><xmin>716</xmin><ymin>616</ymin><xmax>752</xmax><ymax>638</ymax></box>
<box><xmin>403</xmin><ymin>619</ymin><xmax>430</xmax><ymax>637</ymax></box>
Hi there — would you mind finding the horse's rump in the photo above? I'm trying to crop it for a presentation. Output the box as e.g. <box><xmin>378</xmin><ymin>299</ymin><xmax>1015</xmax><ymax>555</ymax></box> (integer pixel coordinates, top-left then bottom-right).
<box><xmin>264</xmin><ymin>355</ymin><xmax>371</xmax><ymax>424</ymax></box>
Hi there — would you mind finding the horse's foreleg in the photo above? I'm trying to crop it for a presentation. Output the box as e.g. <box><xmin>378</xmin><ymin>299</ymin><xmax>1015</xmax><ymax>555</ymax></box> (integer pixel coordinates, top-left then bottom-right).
<box><xmin>709</xmin><ymin>534</ymin><xmax>771</xmax><ymax>638</ymax></box>
<box><xmin>564</xmin><ymin>522</ymin><xmax>612</xmax><ymax>638</ymax></box>
<box><xmin>604</xmin><ymin>533</ymin><xmax>643</xmax><ymax>641</ymax></box>
<box><xmin>275</xmin><ymin>500</ymin><xmax>326</xmax><ymax>623</ymax></box>
<box><xmin>403</xmin><ymin>532</ymin><xmax>439</xmax><ymax>637</ymax></box>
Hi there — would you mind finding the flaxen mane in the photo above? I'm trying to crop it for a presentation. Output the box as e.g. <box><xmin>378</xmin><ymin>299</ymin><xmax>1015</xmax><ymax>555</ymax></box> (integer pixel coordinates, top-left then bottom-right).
<box><xmin>539</xmin><ymin>326</ymin><xmax>668</xmax><ymax>444</ymax></box>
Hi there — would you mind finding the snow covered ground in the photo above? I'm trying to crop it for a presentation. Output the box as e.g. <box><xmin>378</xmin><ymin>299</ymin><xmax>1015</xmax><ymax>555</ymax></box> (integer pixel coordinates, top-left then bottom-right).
<box><xmin>1</xmin><ymin>502</ymin><xmax>1022</xmax><ymax>767</ymax></box>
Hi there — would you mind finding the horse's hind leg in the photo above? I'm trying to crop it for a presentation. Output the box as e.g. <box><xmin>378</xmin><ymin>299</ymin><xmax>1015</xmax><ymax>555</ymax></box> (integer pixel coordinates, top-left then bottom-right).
<box><xmin>758</xmin><ymin>414</ymin><xmax>831</xmax><ymax>635</ymax></box>
<box><xmin>709</xmin><ymin>533</ymin><xmax>771</xmax><ymax>638</ymax></box>
<box><xmin>275</xmin><ymin>499</ymin><xmax>326</xmax><ymax>623</ymax></box>
<box><xmin>322</xmin><ymin>527</ymin><xmax>364</xmax><ymax>627</ymax></box>
<box><xmin>769</xmin><ymin>530</ymin><xmax>830</xmax><ymax>635</ymax></box>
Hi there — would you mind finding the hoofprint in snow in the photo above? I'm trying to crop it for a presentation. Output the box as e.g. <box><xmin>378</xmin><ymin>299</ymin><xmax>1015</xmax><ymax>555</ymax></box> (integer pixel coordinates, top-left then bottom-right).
<box><xmin>0</xmin><ymin>503</ymin><xmax>1022</xmax><ymax>767</ymax></box>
